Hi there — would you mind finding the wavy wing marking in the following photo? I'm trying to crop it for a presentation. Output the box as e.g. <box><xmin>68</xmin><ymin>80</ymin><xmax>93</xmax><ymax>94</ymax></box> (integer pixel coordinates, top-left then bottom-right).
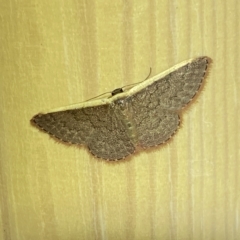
<box><xmin>127</xmin><ymin>57</ymin><xmax>209</xmax><ymax>148</ymax></box>
<box><xmin>31</xmin><ymin>104</ymin><xmax>135</xmax><ymax>160</ymax></box>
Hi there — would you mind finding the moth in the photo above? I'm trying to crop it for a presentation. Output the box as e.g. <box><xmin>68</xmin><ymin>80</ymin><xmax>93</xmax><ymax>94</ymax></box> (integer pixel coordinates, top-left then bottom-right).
<box><xmin>31</xmin><ymin>56</ymin><xmax>211</xmax><ymax>160</ymax></box>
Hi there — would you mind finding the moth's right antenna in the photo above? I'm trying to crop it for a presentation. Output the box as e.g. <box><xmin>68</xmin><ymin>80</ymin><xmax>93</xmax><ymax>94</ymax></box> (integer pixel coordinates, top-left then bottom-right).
<box><xmin>144</xmin><ymin>67</ymin><xmax>152</xmax><ymax>80</ymax></box>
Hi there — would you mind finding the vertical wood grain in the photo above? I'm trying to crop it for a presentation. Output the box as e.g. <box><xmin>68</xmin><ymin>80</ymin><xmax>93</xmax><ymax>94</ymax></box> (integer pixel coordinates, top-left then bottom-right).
<box><xmin>0</xmin><ymin>0</ymin><xmax>239</xmax><ymax>239</ymax></box>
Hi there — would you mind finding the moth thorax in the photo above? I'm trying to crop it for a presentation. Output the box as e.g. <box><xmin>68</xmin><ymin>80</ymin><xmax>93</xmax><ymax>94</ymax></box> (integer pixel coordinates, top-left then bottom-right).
<box><xmin>115</xmin><ymin>100</ymin><xmax>137</xmax><ymax>143</ymax></box>
<box><xmin>114</xmin><ymin>98</ymin><xmax>127</xmax><ymax>110</ymax></box>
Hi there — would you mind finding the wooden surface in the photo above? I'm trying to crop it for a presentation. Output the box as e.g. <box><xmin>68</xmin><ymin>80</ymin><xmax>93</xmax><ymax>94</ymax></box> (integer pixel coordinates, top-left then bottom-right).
<box><xmin>0</xmin><ymin>0</ymin><xmax>239</xmax><ymax>239</ymax></box>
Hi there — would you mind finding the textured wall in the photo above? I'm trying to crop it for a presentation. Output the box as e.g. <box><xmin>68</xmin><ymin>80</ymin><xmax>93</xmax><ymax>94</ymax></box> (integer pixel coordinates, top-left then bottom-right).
<box><xmin>1</xmin><ymin>0</ymin><xmax>239</xmax><ymax>239</ymax></box>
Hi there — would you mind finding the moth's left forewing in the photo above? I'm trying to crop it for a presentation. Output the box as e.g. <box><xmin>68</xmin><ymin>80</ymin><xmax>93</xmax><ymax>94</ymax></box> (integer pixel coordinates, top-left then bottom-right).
<box><xmin>121</xmin><ymin>56</ymin><xmax>211</xmax><ymax>112</ymax></box>
<box><xmin>125</xmin><ymin>56</ymin><xmax>211</xmax><ymax>98</ymax></box>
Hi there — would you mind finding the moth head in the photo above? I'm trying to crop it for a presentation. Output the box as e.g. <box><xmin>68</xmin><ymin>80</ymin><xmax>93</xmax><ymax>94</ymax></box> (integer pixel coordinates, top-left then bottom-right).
<box><xmin>111</xmin><ymin>88</ymin><xmax>124</xmax><ymax>96</ymax></box>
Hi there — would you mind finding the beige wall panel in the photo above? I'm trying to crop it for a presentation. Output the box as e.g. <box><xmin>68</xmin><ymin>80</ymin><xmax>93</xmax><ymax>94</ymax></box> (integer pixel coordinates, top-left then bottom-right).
<box><xmin>1</xmin><ymin>0</ymin><xmax>239</xmax><ymax>239</ymax></box>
